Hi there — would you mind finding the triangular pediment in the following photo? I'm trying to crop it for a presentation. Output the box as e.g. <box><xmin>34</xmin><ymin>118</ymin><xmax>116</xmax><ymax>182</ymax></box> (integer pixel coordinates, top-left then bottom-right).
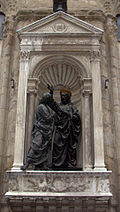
<box><xmin>17</xmin><ymin>11</ymin><xmax>103</xmax><ymax>34</ymax></box>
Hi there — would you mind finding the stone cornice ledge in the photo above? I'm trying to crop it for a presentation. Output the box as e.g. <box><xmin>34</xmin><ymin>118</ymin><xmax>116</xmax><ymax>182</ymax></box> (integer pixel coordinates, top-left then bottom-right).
<box><xmin>6</xmin><ymin>170</ymin><xmax>112</xmax><ymax>175</ymax></box>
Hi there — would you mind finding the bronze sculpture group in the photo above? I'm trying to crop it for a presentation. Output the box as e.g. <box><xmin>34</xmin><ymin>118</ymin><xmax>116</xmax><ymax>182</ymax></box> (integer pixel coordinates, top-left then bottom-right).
<box><xmin>21</xmin><ymin>86</ymin><xmax>81</xmax><ymax>171</ymax></box>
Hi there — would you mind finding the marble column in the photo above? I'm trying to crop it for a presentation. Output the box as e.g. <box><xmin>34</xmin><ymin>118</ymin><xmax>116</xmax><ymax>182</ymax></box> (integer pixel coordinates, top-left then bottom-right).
<box><xmin>12</xmin><ymin>51</ymin><xmax>30</xmax><ymax>170</ymax></box>
<box><xmin>82</xmin><ymin>78</ymin><xmax>93</xmax><ymax>170</ymax></box>
<box><xmin>90</xmin><ymin>51</ymin><xmax>106</xmax><ymax>171</ymax></box>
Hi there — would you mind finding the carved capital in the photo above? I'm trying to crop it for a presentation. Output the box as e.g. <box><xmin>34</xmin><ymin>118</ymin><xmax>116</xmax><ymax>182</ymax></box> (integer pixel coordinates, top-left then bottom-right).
<box><xmin>20</xmin><ymin>51</ymin><xmax>30</xmax><ymax>61</ymax></box>
<box><xmin>27</xmin><ymin>78</ymin><xmax>38</xmax><ymax>94</ymax></box>
<box><xmin>82</xmin><ymin>90</ymin><xmax>91</xmax><ymax>97</ymax></box>
<box><xmin>27</xmin><ymin>88</ymin><xmax>38</xmax><ymax>95</ymax></box>
<box><xmin>90</xmin><ymin>50</ymin><xmax>101</xmax><ymax>62</ymax></box>
<box><xmin>82</xmin><ymin>78</ymin><xmax>92</xmax><ymax>96</ymax></box>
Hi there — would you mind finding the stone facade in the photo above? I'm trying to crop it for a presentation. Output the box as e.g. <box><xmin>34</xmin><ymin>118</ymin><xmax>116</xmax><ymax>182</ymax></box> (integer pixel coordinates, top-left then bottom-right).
<box><xmin>0</xmin><ymin>0</ymin><xmax>120</xmax><ymax>212</ymax></box>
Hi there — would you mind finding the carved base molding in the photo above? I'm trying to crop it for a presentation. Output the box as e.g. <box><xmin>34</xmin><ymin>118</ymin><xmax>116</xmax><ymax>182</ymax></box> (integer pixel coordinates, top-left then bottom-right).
<box><xmin>5</xmin><ymin>171</ymin><xmax>112</xmax><ymax>212</ymax></box>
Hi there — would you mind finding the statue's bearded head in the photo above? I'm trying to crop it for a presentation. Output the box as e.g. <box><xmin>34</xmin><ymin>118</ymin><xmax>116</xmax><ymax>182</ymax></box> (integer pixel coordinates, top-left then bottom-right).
<box><xmin>40</xmin><ymin>93</ymin><xmax>52</xmax><ymax>104</ymax></box>
<box><xmin>60</xmin><ymin>90</ymin><xmax>71</xmax><ymax>105</ymax></box>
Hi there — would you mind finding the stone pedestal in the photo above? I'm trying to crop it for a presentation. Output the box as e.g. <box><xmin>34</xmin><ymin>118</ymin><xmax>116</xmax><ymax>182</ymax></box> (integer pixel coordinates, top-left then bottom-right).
<box><xmin>5</xmin><ymin>171</ymin><xmax>112</xmax><ymax>212</ymax></box>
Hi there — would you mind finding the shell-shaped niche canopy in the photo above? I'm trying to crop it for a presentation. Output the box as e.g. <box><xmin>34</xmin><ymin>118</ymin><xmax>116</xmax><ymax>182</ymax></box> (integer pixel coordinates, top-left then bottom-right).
<box><xmin>37</xmin><ymin>62</ymin><xmax>82</xmax><ymax>112</ymax></box>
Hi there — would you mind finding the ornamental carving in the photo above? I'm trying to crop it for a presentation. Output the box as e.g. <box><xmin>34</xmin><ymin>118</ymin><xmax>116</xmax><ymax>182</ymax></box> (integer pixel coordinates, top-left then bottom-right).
<box><xmin>90</xmin><ymin>50</ymin><xmax>101</xmax><ymax>61</ymax></box>
<box><xmin>20</xmin><ymin>51</ymin><xmax>30</xmax><ymax>60</ymax></box>
<box><xmin>7</xmin><ymin>172</ymin><xmax>111</xmax><ymax>195</ymax></box>
<box><xmin>97</xmin><ymin>179</ymin><xmax>110</xmax><ymax>193</ymax></box>
<box><xmin>9</xmin><ymin>176</ymin><xmax>19</xmax><ymax>191</ymax></box>
<box><xmin>20</xmin><ymin>175</ymin><xmax>93</xmax><ymax>193</ymax></box>
<box><xmin>104</xmin><ymin>1</ymin><xmax>112</xmax><ymax>14</ymax></box>
<box><xmin>53</xmin><ymin>23</ymin><xmax>67</xmax><ymax>32</ymax></box>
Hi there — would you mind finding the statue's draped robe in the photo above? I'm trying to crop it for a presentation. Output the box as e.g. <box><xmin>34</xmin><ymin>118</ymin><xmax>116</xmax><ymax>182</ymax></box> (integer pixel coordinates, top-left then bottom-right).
<box><xmin>48</xmin><ymin>101</ymin><xmax>81</xmax><ymax>168</ymax></box>
<box><xmin>27</xmin><ymin>103</ymin><xmax>53</xmax><ymax>168</ymax></box>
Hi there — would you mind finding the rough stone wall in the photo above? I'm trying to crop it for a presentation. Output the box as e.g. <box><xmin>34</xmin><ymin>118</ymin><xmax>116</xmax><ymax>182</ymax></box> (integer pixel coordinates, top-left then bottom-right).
<box><xmin>0</xmin><ymin>0</ymin><xmax>120</xmax><ymax>212</ymax></box>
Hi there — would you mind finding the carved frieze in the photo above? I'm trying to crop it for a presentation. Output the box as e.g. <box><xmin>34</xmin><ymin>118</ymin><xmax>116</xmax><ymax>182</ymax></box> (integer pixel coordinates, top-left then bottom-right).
<box><xmin>6</xmin><ymin>171</ymin><xmax>112</xmax><ymax>196</ymax></box>
<box><xmin>20</xmin><ymin>36</ymin><xmax>98</xmax><ymax>46</ymax></box>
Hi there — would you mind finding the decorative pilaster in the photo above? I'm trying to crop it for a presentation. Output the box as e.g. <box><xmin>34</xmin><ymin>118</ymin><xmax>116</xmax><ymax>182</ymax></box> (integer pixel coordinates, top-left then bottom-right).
<box><xmin>90</xmin><ymin>50</ymin><xmax>106</xmax><ymax>171</ymax></box>
<box><xmin>12</xmin><ymin>51</ymin><xmax>30</xmax><ymax>170</ymax></box>
<box><xmin>82</xmin><ymin>78</ymin><xmax>93</xmax><ymax>170</ymax></box>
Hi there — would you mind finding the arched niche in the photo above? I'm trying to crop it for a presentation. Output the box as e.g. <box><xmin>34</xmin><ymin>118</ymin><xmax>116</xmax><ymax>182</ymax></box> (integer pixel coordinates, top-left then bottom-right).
<box><xmin>25</xmin><ymin>55</ymin><xmax>92</xmax><ymax>169</ymax></box>
<box><xmin>30</xmin><ymin>54</ymin><xmax>88</xmax><ymax>106</ymax></box>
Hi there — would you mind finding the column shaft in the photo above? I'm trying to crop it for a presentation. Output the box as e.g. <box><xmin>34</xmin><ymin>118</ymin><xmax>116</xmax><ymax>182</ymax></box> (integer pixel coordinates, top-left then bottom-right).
<box><xmin>83</xmin><ymin>92</ymin><xmax>92</xmax><ymax>170</ymax></box>
<box><xmin>82</xmin><ymin>79</ymin><xmax>93</xmax><ymax>170</ymax></box>
<box><xmin>27</xmin><ymin>92</ymin><xmax>36</xmax><ymax>151</ymax></box>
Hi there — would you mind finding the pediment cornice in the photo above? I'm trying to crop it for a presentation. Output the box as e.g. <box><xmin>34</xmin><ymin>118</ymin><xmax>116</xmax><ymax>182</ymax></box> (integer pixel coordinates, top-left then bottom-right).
<box><xmin>17</xmin><ymin>11</ymin><xmax>103</xmax><ymax>36</ymax></box>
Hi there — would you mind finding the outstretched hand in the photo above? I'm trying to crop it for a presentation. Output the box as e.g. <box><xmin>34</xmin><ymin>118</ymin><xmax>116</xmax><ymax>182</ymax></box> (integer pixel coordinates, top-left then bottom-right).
<box><xmin>47</xmin><ymin>84</ymin><xmax>54</xmax><ymax>94</ymax></box>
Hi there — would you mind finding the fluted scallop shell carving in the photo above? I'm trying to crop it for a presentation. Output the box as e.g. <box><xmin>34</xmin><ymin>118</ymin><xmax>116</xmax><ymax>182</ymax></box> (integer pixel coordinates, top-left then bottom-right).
<box><xmin>38</xmin><ymin>63</ymin><xmax>82</xmax><ymax>110</ymax></box>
